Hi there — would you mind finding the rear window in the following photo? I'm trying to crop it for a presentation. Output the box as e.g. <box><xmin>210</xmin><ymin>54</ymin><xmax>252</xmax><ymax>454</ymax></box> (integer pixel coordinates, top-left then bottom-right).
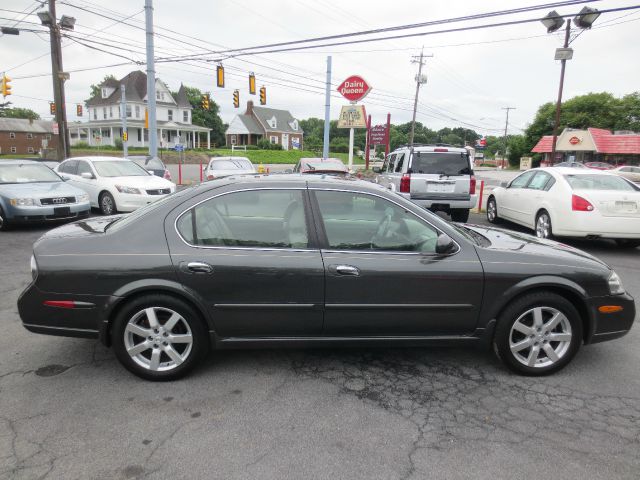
<box><xmin>303</xmin><ymin>160</ymin><xmax>347</xmax><ymax>172</ymax></box>
<box><xmin>411</xmin><ymin>151</ymin><xmax>470</xmax><ymax>175</ymax></box>
<box><xmin>210</xmin><ymin>159</ymin><xmax>253</xmax><ymax>170</ymax></box>
<box><xmin>564</xmin><ymin>174</ymin><xmax>637</xmax><ymax>191</ymax></box>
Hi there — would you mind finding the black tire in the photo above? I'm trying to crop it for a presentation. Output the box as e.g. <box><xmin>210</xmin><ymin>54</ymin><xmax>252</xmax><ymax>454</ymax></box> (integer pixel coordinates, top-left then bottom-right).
<box><xmin>535</xmin><ymin>210</ymin><xmax>553</xmax><ymax>240</ymax></box>
<box><xmin>112</xmin><ymin>294</ymin><xmax>209</xmax><ymax>381</ymax></box>
<box><xmin>0</xmin><ymin>205</ymin><xmax>11</xmax><ymax>231</ymax></box>
<box><xmin>493</xmin><ymin>291</ymin><xmax>582</xmax><ymax>376</ymax></box>
<box><xmin>615</xmin><ymin>239</ymin><xmax>640</xmax><ymax>249</ymax></box>
<box><xmin>486</xmin><ymin>197</ymin><xmax>500</xmax><ymax>224</ymax></box>
<box><xmin>450</xmin><ymin>208</ymin><xmax>470</xmax><ymax>223</ymax></box>
<box><xmin>99</xmin><ymin>191</ymin><xmax>117</xmax><ymax>216</ymax></box>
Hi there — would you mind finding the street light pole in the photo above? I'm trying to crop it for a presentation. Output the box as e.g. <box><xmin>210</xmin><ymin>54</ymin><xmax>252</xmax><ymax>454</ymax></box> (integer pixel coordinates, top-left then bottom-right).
<box><xmin>550</xmin><ymin>20</ymin><xmax>571</xmax><ymax>163</ymax></box>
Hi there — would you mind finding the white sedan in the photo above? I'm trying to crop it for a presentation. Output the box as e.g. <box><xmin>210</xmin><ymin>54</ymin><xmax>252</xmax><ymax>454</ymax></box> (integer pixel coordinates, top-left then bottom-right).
<box><xmin>203</xmin><ymin>157</ymin><xmax>256</xmax><ymax>180</ymax></box>
<box><xmin>487</xmin><ymin>167</ymin><xmax>640</xmax><ymax>247</ymax></box>
<box><xmin>55</xmin><ymin>157</ymin><xmax>176</xmax><ymax>215</ymax></box>
<box><xmin>611</xmin><ymin>165</ymin><xmax>640</xmax><ymax>183</ymax></box>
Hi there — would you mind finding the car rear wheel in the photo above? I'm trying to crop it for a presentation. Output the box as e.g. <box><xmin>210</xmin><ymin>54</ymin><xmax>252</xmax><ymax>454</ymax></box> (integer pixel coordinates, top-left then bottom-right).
<box><xmin>100</xmin><ymin>192</ymin><xmax>117</xmax><ymax>216</ymax></box>
<box><xmin>615</xmin><ymin>239</ymin><xmax>640</xmax><ymax>249</ymax></box>
<box><xmin>486</xmin><ymin>197</ymin><xmax>500</xmax><ymax>224</ymax></box>
<box><xmin>450</xmin><ymin>209</ymin><xmax>470</xmax><ymax>223</ymax></box>
<box><xmin>112</xmin><ymin>294</ymin><xmax>209</xmax><ymax>381</ymax></box>
<box><xmin>535</xmin><ymin>210</ymin><xmax>553</xmax><ymax>239</ymax></box>
<box><xmin>493</xmin><ymin>292</ymin><xmax>582</xmax><ymax>375</ymax></box>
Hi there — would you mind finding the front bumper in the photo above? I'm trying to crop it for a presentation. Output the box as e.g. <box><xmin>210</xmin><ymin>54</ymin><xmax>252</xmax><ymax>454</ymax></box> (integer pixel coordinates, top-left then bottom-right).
<box><xmin>6</xmin><ymin>202</ymin><xmax>91</xmax><ymax>222</ymax></box>
<box><xmin>586</xmin><ymin>292</ymin><xmax>635</xmax><ymax>344</ymax></box>
<box><xmin>114</xmin><ymin>192</ymin><xmax>170</xmax><ymax>212</ymax></box>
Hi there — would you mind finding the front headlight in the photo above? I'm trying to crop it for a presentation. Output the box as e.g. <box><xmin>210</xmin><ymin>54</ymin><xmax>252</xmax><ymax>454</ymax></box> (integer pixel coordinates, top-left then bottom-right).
<box><xmin>10</xmin><ymin>198</ymin><xmax>35</xmax><ymax>206</ymax></box>
<box><xmin>30</xmin><ymin>255</ymin><xmax>38</xmax><ymax>281</ymax></box>
<box><xmin>115</xmin><ymin>185</ymin><xmax>141</xmax><ymax>194</ymax></box>
<box><xmin>608</xmin><ymin>271</ymin><xmax>625</xmax><ymax>295</ymax></box>
<box><xmin>76</xmin><ymin>193</ymin><xmax>90</xmax><ymax>202</ymax></box>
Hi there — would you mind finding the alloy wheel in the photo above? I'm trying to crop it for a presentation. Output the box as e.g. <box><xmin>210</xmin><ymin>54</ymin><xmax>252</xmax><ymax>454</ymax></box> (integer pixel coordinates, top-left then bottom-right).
<box><xmin>487</xmin><ymin>200</ymin><xmax>497</xmax><ymax>222</ymax></box>
<box><xmin>101</xmin><ymin>195</ymin><xmax>114</xmax><ymax>215</ymax></box>
<box><xmin>509</xmin><ymin>306</ymin><xmax>572</xmax><ymax>368</ymax></box>
<box><xmin>536</xmin><ymin>213</ymin><xmax>551</xmax><ymax>239</ymax></box>
<box><xmin>123</xmin><ymin>307</ymin><xmax>193</xmax><ymax>372</ymax></box>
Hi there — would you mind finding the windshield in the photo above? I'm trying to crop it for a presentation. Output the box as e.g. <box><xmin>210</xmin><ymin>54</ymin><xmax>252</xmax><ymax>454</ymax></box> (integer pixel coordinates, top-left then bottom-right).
<box><xmin>131</xmin><ymin>157</ymin><xmax>164</xmax><ymax>169</ymax></box>
<box><xmin>564</xmin><ymin>174</ymin><xmax>638</xmax><ymax>191</ymax></box>
<box><xmin>449</xmin><ymin>223</ymin><xmax>491</xmax><ymax>247</ymax></box>
<box><xmin>0</xmin><ymin>163</ymin><xmax>62</xmax><ymax>184</ymax></box>
<box><xmin>411</xmin><ymin>152</ymin><xmax>470</xmax><ymax>175</ymax></box>
<box><xmin>94</xmin><ymin>161</ymin><xmax>149</xmax><ymax>177</ymax></box>
<box><xmin>209</xmin><ymin>159</ymin><xmax>253</xmax><ymax>170</ymax></box>
<box><xmin>303</xmin><ymin>160</ymin><xmax>347</xmax><ymax>172</ymax></box>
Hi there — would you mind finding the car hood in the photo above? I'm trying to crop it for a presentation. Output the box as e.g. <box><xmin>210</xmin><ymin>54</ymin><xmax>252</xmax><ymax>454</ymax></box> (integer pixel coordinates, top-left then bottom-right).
<box><xmin>0</xmin><ymin>181</ymin><xmax>84</xmax><ymax>198</ymax></box>
<box><xmin>103</xmin><ymin>175</ymin><xmax>174</xmax><ymax>189</ymax></box>
<box><xmin>463</xmin><ymin>224</ymin><xmax>610</xmax><ymax>270</ymax></box>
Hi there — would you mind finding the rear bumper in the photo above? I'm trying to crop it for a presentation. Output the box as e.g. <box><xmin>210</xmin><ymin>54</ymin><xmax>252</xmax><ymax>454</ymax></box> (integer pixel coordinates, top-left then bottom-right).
<box><xmin>553</xmin><ymin>212</ymin><xmax>640</xmax><ymax>239</ymax></box>
<box><xmin>586</xmin><ymin>292</ymin><xmax>635</xmax><ymax>344</ymax></box>
<box><xmin>401</xmin><ymin>193</ymin><xmax>478</xmax><ymax>210</ymax></box>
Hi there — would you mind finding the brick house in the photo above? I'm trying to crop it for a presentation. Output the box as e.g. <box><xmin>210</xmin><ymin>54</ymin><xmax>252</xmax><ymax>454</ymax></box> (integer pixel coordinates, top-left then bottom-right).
<box><xmin>0</xmin><ymin>118</ymin><xmax>58</xmax><ymax>156</ymax></box>
<box><xmin>225</xmin><ymin>101</ymin><xmax>303</xmax><ymax>150</ymax></box>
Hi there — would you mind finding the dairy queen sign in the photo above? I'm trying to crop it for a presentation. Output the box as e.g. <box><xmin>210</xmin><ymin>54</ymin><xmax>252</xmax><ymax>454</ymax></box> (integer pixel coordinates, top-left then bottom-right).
<box><xmin>337</xmin><ymin>75</ymin><xmax>371</xmax><ymax>102</ymax></box>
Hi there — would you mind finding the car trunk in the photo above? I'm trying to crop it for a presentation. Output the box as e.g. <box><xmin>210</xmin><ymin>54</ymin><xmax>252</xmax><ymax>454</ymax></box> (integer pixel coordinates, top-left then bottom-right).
<box><xmin>577</xmin><ymin>190</ymin><xmax>640</xmax><ymax>218</ymax></box>
<box><xmin>408</xmin><ymin>151</ymin><xmax>472</xmax><ymax>200</ymax></box>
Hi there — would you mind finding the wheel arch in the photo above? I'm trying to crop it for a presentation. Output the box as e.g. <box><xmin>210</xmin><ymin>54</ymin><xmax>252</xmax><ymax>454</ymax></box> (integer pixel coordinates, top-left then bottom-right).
<box><xmin>100</xmin><ymin>280</ymin><xmax>215</xmax><ymax>347</ymax></box>
<box><xmin>487</xmin><ymin>277</ymin><xmax>593</xmax><ymax>345</ymax></box>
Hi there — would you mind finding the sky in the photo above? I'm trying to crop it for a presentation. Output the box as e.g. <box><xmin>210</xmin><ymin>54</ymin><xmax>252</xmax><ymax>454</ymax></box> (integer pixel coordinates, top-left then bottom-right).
<box><xmin>1</xmin><ymin>0</ymin><xmax>639</xmax><ymax>138</ymax></box>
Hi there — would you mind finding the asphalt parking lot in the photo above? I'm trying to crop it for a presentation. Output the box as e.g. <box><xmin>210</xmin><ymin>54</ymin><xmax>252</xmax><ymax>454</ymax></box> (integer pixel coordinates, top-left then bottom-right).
<box><xmin>1</xmin><ymin>212</ymin><xmax>639</xmax><ymax>480</ymax></box>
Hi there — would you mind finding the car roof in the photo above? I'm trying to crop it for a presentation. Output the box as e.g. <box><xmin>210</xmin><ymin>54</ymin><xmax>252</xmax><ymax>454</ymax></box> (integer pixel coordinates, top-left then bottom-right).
<box><xmin>66</xmin><ymin>156</ymin><xmax>129</xmax><ymax>162</ymax></box>
<box><xmin>393</xmin><ymin>144</ymin><xmax>467</xmax><ymax>153</ymax></box>
<box><xmin>209</xmin><ymin>156</ymin><xmax>250</xmax><ymax>161</ymax></box>
<box><xmin>539</xmin><ymin>167</ymin><xmax>616</xmax><ymax>176</ymax></box>
<box><xmin>0</xmin><ymin>159</ymin><xmax>39</xmax><ymax>165</ymax></box>
<box><xmin>203</xmin><ymin>173</ymin><xmax>388</xmax><ymax>193</ymax></box>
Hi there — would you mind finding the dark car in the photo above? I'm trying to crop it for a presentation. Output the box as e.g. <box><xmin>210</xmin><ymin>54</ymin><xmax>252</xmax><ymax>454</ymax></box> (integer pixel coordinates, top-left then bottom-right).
<box><xmin>18</xmin><ymin>175</ymin><xmax>634</xmax><ymax>380</ymax></box>
<box><xmin>293</xmin><ymin>158</ymin><xmax>349</xmax><ymax>175</ymax></box>
<box><xmin>128</xmin><ymin>156</ymin><xmax>172</xmax><ymax>181</ymax></box>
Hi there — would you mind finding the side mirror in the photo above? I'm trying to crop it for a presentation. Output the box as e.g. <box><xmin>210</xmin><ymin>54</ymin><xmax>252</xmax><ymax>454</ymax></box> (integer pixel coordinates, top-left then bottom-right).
<box><xmin>80</xmin><ymin>172</ymin><xmax>94</xmax><ymax>179</ymax></box>
<box><xmin>435</xmin><ymin>233</ymin><xmax>458</xmax><ymax>255</ymax></box>
<box><xmin>372</xmin><ymin>166</ymin><xmax>382</xmax><ymax>173</ymax></box>
<box><xmin>500</xmin><ymin>181</ymin><xmax>509</xmax><ymax>188</ymax></box>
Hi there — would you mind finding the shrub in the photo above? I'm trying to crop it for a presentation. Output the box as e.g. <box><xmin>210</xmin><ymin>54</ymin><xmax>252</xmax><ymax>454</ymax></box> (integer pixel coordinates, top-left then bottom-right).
<box><xmin>114</xmin><ymin>138</ymin><xmax>123</xmax><ymax>149</ymax></box>
<box><xmin>75</xmin><ymin>141</ymin><xmax>89</xmax><ymax>148</ymax></box>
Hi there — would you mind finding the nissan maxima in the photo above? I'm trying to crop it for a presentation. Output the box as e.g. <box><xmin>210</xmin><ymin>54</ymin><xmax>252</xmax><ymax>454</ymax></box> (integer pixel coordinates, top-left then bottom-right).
<box><xmin>18</xmin><ymin>175</ymin><xmax>635</xmax><ymax>380</ymax></box>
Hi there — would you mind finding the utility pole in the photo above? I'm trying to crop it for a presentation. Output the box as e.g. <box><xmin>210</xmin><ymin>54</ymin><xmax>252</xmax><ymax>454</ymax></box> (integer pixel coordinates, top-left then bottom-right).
<box><xmin>550</xmin><ymin>20</ymin><xmax>571</xmax><ymax>163</ymax></box>
<box><xmin>322</xmin><ymin>56</ymin><xmax>332</xmax><ymax>159</ymax></box>
<box><xmin>145</xmin><ymin>0</ymin><xmax>158</xmax><ymax>158</ymax></box>
<box><xmin>47</xmin><ymin>0</ymin><xmax>70</xmax><ymax>160</ymax></box>
<box><xmin>408</xmin><ymin>48</ymin><xmax>432</xmax><ymax>147</ymax></box>
<box><xmin>502</xmin><ymin>106</ymin><xmax>515</xmax><ymax>167</ymax></box>
<box><xmin>120</xmin><ymin>84</ymin><xmax>128</xmax><ymax>157</ymax></box>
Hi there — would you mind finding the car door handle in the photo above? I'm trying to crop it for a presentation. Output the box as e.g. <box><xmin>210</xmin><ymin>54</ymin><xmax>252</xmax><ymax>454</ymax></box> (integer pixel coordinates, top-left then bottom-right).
<box><xmin>184</xmin><ymin>261</ymin><xmax>213</xmax><ymax>274</ymax></box>
<box><xmin>333</xmin><ymin>265</ymin><xmax>360</xmax><ymax>276</ymax></box>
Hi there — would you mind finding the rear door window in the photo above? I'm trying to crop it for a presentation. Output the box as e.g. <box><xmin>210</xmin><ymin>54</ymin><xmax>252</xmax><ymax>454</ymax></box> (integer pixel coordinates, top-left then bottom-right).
<box><xmin>527</xmin><ymin>171</ymin><xmax>552</xmax><ymax>190</ymax></box>
<box><xmin>411</xmin><ymin>152</ymin><xmax>470</xmax><ymax>175</ymax></box>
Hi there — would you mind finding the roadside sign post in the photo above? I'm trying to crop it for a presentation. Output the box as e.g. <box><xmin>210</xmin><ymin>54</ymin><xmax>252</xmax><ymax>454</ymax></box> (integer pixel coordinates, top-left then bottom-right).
<box><xmin>336</xmin><ymin>75</ymin><xmax>371</xmax><ymax>172</ymax></box>
<box><xmin>120</xmin><ymin>84</ymin><xmax>128</xmax><ymax>158</ymax></box>
<box><xmin>365</xmin><ymin>114</ymin><xmax>371</xmax><ymax>170</ymax></box>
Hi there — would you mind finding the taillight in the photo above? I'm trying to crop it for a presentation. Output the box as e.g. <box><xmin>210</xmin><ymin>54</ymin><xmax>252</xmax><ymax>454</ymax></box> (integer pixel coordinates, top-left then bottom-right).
<box><xmin>470</xmin><ymin>175</ymin><xmax>476</xmax><ymax>195</ymax></box>
<box><xmin>400</xmin><ymin>174</ymin><xmax>411</xmax><ymax>193</ymax></box>
<box><xmin>207</xmin><ymin>174</ymin><xmax>215</xmax><ymax>181</ymax></box>
<box><xmin>163</xmin><ymin>169</ymin><xmax>172</xmax><ymax>181</ymax></box>
<box><xmin>43</xmin><ymin>300</ymin><xmax>76</xmax><ymax>309</ymax></box>
<box><xmin>572</xmin><ymin>194</ymin><xmax>594</xmax><ymax>211</ymax></box>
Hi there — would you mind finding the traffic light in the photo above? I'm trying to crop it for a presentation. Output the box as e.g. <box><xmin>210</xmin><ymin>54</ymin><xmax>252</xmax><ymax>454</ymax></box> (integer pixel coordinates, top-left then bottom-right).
<box><xmin>259</xmin><ymin>86</ymin><xmax>266</xmax><ymax>105</ymax></box>
<box><xmin>248</xmin><ymin>73</ymin><xmax>256</xmax><ymax>95</ymax></box>
<box><xmin>49</xmin><ymin>102</ymin><xmax>56</xmax><ymax>115</ymax></box>
<box><xmin>122</xmin><ymin>131</ymin><xmax>128</xmax><ymax>142</ymax></box>
<box><xmin>76</xmin><ymin>104</ymin><xmax>83</xmax><ymax>116</ymax></box>
<box><xmin>216</xmin><ymin>65</ymin><xmax>224</xmax><ymax>88</ymax></box>
<box><xmin>1</xmin><ymin>74</ymin><xmax>12</xmax><ymax>97</ymax></box>
<box><xmin>201</xmin><ymin>94</ymin><xmax>210</xmax><ymax>110</ymax></box>
<box><xmin>233</xmin><ymin>90</ymin><xmax>239</xmax><ymax>108</ymax></box>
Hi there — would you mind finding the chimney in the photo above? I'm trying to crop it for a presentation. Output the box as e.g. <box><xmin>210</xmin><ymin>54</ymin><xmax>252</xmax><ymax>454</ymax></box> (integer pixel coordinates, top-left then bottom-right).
<box><xmin>246</xmin><ymin>100</ymin><xmax>254</xmax><ymax>116</ymax></box>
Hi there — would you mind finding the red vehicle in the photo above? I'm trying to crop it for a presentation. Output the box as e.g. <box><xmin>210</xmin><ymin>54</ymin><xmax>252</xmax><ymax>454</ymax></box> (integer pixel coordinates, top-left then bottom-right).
<box><xmin>293</xmin><ymin>158</ymin><xmax>349</xmax><ymax>175</ymax></box>
<box><xmin>585</xmin><ymin>161</ymin><xmax>614</xmax><ymax>170</ymax></box>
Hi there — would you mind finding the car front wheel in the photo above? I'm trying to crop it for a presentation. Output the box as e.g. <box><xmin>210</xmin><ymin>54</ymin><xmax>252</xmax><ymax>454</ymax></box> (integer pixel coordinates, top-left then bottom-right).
<box><xmin>486</xmin><ymin>197</ymin><xmax>500</xmax><ymax>224</ymax></box>
<box><xmin>100</xmin><ymin>192</ymin><xmax>117</xmax><ymax>216</ymax></box>
<box><xmin>493</xmin><ymin>292</ymin><xmax>582</xmax><ymax>375</ymax></box>
<box><xmin>112</xmin><ymin>294</ymin><xmax>209</xmax><ymax>381</ymax></box>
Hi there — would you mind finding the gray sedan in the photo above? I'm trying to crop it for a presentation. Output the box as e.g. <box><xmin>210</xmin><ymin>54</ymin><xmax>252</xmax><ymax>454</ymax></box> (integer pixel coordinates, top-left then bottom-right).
<box><xmin>18</xmin><ymin>175</ymin><xmax>635</xmax><ymax>380</ymax></box>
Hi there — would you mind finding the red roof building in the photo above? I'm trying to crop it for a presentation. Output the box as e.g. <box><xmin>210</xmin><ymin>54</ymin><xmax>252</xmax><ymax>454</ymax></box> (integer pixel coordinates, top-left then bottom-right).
<box><xmin>532</xmin><ymin>128</ymin><xmax>640</xmax><ymax>165</ymax></box>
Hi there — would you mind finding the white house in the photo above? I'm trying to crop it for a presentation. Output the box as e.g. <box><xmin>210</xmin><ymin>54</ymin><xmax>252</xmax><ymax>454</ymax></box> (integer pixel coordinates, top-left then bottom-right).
<box><xmin>73</xmin><ymin>71</ymin><xmax>211</xmax><ymax>149</ymax></box>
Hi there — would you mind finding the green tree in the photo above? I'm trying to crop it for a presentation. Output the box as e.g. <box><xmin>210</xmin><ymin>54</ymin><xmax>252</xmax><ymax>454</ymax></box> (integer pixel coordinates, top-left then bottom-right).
<box><xmin>0</xmin><ymin>107</ymin><xmax>40</xmax><ymax>120</ymax></box>
<box><xmin>174</xmin><ymin>86</ymin><xmax>227</xmax><ymax>147</ymax></box>
<box><xmin>616</xmin><ymin>92</ymin><xmax>640</xmax><ymax>132</ymax></box>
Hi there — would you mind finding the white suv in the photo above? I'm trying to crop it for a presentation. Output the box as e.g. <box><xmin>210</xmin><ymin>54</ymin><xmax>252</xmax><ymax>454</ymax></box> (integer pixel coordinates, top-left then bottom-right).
<box><xmin>375</xmin><ymin>144</ymin><xmax>477</xmax><ymax>222</ymax></box>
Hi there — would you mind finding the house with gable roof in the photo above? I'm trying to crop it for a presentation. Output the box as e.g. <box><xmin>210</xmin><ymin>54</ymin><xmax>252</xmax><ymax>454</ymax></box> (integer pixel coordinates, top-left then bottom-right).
<box><xmin>225</xmin><ymin>100</ymin><xmax>303</xmax><ymax>150</ymax></box>
<box><xmin>73</xmin><ymin>70</ymin><xmax>212</xmax><ymax>149</ymax></box>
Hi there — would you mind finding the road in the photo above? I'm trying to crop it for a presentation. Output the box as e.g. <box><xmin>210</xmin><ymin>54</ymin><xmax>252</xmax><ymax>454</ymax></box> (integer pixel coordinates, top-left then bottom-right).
<box><xmin>1</xmin><ymin>213</ymin><xmax>639</xmax><ymax>479</ymax></box>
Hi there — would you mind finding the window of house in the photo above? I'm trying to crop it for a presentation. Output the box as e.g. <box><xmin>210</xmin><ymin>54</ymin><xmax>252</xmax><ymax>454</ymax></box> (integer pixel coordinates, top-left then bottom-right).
<box><xmin>27</xmin><ymin>147</ymin><xmax>34</xmax><ymax>153</ymax></box>
<box><xmin>93</xmin><ymin>109</ymin><xmax>97</xmax><ymax>120</ymax></box>
<box><xmin>315</xmin><ymin>191</ymin><xmax>440</xmax><ymax>253</ymax></box>
<box><xmin>183</xmin><ymin>111</ymin><xmax>188</xmax><ymax>122</ymax></box>
<box><xmin>270</xmin><ymin>135</ymin><xmax>278</xmax><ymax>144</ymax></box>
<box><xmin>9</xmin><ymin>132</ymin><xmax>15</xmax><ymax>139</ymax></box>
<box><xmin>137</xmin><ymin>128</ymin><xmax>142</xmax><ymax>142</ymax></box>
<box><xmin>267</xmin><ymin>116</ymin><xmax>277</xmax><ymax>129</ymax></box>
<box><xmin>291</xmin><ymin>120</ymin><xmax>298</xmax><ymax>131</ymax></box>
<box><xmin>26</xmin><ymin>133</ymin><xmax>33</xmax><ymax>139</ymax></box>
<box><xmin>168</xmin><ymin>109</ymin><xmax>173</xmax><ymax>121</ymax></box>
<box><xmin>103</xmin><ymin>107</ymin><xmax>107</xmax><ymax>119</ymax></box>
<box><xmin>46</xmin><ymin>134</ymin><xmax>51</xmax><ymax>140</ymax></box>
<box><xmin>156</xmin><ymin>91</ymin><xmax>161</xmax><ymax>100</ymax></box>
<box><xmin>101</xmin><ymin>87</ymin><xmax>108</xmax><ymax>98</ymax></box>
<box><xmin>177</xmin><ymin>190</ymin><xmax>308</xmax><ymax>249</ymax></box>
<box><xmin>230</xmin><ymin>135</ymin><xmax>237</xmax><ymax>145</ymax></box>
<box><xmin>109</xmin><ymin>107</ymin><xmax>113</xmax><ymax>118</ymax></box>
<box><xmin>135</xmin><ymin>105</ymin><xmax>140</xmax><ymax>118</ymax></box>
<box><xmin>10</xmin><ymin>147</ymin><xmax>17</xmax><ymax>153</ymax></box>
<box><xmin>126</xmin><ymin>105</ymin><xmax>132</xmax><ymax>118</ymax></box>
